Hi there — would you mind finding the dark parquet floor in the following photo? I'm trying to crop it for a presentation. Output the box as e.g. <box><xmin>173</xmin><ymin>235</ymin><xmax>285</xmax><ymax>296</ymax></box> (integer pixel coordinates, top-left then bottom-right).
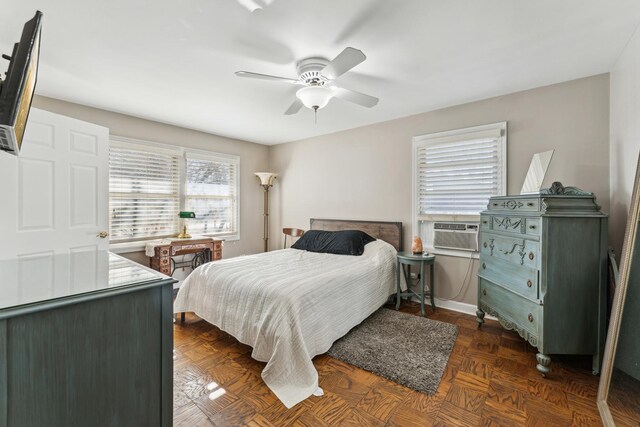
<box><xmin>173</xmin><ymin>303</ymin><xmax>607</xmax><ymax>426</ymax></box>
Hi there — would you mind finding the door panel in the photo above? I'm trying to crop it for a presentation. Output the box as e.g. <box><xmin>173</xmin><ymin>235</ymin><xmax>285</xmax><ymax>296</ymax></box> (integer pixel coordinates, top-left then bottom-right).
<box><xmin>69</xmin><ymin>164</ymin><xmax>98</xmax><ymax>228</ymax></box>
<box><xmin>18</xmin><ymin>157</ymin><xmax>54</xmax><ymax>231</ymax></box>
<box><xmin>0</xmin><ymin>108</ymin><xmax>109</xmax><ymax>259</ymax></box>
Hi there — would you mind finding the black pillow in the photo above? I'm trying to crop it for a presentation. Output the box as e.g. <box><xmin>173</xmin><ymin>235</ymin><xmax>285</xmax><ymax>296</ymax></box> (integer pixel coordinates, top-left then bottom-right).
<box><xmin>291</xmin><ymin>230</ymin><xmax>376</xmax><ymax>256</ymax></box>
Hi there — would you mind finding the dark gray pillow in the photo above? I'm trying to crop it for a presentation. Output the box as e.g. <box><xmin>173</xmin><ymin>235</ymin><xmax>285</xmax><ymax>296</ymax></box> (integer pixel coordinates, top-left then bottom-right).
<box><xmin>291</xmin><ymin>230</ymin><xmax>376</xmax><ymax>256</ymax></box>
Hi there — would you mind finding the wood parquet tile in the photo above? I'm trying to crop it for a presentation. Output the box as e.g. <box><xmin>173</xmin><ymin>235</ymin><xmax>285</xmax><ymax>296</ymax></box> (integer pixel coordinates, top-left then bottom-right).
<box><xmin>173</xmin><ymin>303</ymin><xmax>605</xmax><ymax>426</ymax></box>
<box><xmin>356</xmin><ymin>388</ymin><xmax>404</xmax><ymax>422</ymax></box>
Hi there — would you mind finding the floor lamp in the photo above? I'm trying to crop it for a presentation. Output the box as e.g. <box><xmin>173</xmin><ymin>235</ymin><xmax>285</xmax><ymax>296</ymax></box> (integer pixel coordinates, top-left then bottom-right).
<box><xmin>255</xmin><ymin>172</ymin><xmax>277</xmax><ymax>252</ymax></box>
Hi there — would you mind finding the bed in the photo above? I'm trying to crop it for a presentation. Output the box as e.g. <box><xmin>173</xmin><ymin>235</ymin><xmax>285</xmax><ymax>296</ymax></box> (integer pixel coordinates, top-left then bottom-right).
<box><xmin>173</xmin><ymin>219</ymin><xmax>403</xmax><ymax>408</ymax></box>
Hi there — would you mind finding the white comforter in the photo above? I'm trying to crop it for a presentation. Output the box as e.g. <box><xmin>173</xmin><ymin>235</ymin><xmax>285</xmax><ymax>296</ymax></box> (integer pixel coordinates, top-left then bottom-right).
<box><xmin>173</xmin><ymin>239</ymin><xmax>399</xmax><ymax>408</ymax></box>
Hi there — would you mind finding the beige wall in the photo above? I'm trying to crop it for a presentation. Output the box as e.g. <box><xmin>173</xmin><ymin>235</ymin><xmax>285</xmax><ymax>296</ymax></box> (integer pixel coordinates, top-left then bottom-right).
<box><xmin>33</xmin><ymin>95</ymin><xmax>270</xmax><ymax>265</ymax></box>
<box><xmin>269</xmin><ymin>74</ymin><xmax>610</xmax><ymax>306</ymax></box>
<box><xmin>610</xmin><ymin>25</ymin><xmax>640</xmax><ymax>257</ymax></box>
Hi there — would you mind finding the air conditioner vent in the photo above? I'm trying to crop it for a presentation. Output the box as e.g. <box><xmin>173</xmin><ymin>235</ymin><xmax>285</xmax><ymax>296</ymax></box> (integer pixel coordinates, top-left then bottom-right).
<box><xmin>433</xmin><ymin>222</ymin><xmax>479</xmax><ymax>252</ymax></box>
<box><xmin>0</xmin><ymin>128</ymin><xmax>11</xmax><ymax>151</ymax></box>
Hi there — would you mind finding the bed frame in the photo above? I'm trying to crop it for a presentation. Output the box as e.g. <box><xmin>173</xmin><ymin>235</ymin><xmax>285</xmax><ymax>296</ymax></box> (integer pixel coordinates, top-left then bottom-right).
<box><xmin>310</xmin><ymin>218</ymin><xmax>403</xmax><ymax>251</ymax></box>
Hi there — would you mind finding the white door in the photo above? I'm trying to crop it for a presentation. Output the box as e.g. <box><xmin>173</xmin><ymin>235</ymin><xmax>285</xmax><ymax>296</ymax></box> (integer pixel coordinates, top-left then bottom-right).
<box><xmin>0</xmin><ymin>108</ymin><xmax>109</xmax><ymax>259</ymax></box>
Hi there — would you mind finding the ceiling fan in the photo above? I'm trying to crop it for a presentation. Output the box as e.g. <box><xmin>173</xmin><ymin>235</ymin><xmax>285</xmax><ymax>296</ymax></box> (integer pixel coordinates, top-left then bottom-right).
<box><xmin>235</xmin><ymin>47</ymin><xmax>379</xmax><ymax>116</ymax></box>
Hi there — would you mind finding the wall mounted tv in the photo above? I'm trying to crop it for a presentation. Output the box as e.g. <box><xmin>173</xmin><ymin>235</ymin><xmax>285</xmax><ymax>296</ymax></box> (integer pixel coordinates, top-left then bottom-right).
<box><xmin>0</xmin><ymin>11</ymin><xmax>43</xmax><ymax>156</ymax></box>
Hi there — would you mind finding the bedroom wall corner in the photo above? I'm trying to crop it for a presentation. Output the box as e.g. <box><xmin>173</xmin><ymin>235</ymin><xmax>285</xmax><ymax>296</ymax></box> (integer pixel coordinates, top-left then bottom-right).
<box><xmin>268</xmin><ymin>74</ymin><xmax>610</xmax><ymax>306</ymax></box>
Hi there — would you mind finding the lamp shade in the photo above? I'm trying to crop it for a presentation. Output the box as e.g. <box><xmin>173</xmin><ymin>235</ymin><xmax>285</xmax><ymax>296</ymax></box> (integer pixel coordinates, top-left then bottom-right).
<box><xmin>255</xmin><ymin>172</ymin><xmax>277</xmax><ymax>186</ymax></box>
<box><xmin>296</xmin><ymin>86</ymin><xmax>332</xmax><ymax>110</ymax></box>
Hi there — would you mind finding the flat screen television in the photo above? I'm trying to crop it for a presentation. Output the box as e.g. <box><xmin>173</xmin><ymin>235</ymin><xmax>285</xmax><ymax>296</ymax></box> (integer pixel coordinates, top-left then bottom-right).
<box><xmin>0</xmin><ymin>11</ymin><xmax>43</xmax><ymax>155</ymax></box>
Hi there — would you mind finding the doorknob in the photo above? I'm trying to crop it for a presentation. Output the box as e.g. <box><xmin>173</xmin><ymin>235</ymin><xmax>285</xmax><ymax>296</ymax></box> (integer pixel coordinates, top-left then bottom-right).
<box><xmin>97</xmin><ymin>231</ymin><xmax>108</xmax><ymax>238</ymax></box>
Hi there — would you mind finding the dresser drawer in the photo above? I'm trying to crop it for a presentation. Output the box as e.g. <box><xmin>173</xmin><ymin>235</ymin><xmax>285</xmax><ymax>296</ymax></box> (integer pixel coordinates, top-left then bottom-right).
<box><xmin>491</xmin><ymin>215</ymin><xmax>526</xmax><ymax>234</ymax></box>
<box><xmin>479</xmin><ymin>256</ymin><xmax>539</xmax><ymax>301</ymax></box>
<box><xmin>525</xmin><ymin>218</ymin><xmax>541</xmax><ymax>236</ymax></box>
<box><xmin>480</xmin><ymin>215</ymin><xmax>491</xmax><ymax>231</ymax></box>
<box><xmin>479</xmin><ymin>278</ymin><xmax>541</xmax><ymax>337</ymax></box>
<box><xmin>479</xmin><ymin>232</ymin><xmax>539</xmax><ymax>269</ymax></box>
<box><xmin>482</xmin><ymin>214</ymin><xmax>541</xmax><ymax>237</ymax></box>
<box><xmin>488</xmin><ymin>197</ymin><xmax>540</xmax><ymax>212</ymax></box>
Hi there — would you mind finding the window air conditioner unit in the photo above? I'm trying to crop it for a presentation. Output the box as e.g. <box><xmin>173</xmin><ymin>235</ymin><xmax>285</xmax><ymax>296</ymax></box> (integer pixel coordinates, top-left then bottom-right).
<box><xmin>433</xmin><ymin>222</ymin><xmax>479</xmax><ymax>252</ymax></box>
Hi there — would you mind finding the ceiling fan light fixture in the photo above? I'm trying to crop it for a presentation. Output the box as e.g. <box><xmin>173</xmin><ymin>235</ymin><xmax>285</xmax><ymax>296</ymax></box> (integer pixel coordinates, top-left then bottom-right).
<box><xmin>296</xmin><ymin>85</ymin><xmax>332</xmax><ymax>110</ymax></box>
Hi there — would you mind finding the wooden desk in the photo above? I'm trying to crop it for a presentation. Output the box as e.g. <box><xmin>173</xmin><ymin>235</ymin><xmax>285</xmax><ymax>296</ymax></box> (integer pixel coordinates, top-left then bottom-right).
<box><xmin>148</xmin><ymin>237</ymin><xmax>222</xmax><ymax>323</ymax></box>
<box><xmin>148</xmin><ymin>236</ymin><xmax>222</xmax><ymax>276</ymax></box>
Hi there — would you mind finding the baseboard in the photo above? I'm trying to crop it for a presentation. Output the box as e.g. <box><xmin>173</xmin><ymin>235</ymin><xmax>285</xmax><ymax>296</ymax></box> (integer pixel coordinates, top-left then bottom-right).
<box><xmin>433</xmin><ymin>298</ymin><xmax>498</xmax><ymax>321</ymax></box>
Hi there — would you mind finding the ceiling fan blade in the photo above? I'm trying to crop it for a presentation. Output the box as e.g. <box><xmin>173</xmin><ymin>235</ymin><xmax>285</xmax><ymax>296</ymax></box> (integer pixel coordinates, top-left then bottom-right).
<box><xmin>332</xmin><ymin>86</ymin><xmax>379</xmax><ymax>108</ymax></box>
<box><xmin>284</xmin><ymin>98</ymin><xmax>303</xmax><ymax>115</ymax></box>
<box><xmin>322</xmin><ymin>47</ymin><xmax>366</xmax><ymax>80</ymax></box>
<box><xmin>235</xmin><ymin>71</ymin><xmax>300</xmax><ymax>85</ymax></box>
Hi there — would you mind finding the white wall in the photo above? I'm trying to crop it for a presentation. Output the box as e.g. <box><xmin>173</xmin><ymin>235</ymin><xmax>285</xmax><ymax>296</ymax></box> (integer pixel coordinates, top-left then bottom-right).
<box><xmin>33</xmin><ymin>96</ymin><xmax>270</xmax><ymax>263</ymax></box>
<box><xmin>609</xmin><ymin>23</ymin><xmax>640</xmax><ymax>379</ymax></box>
<box><xmin>610</xmin><ymin>24</ymin><xmax>640</xmax><ymax>256</ymax></box>
<box><xmin>270</xmin><ymin>74</ymin><xmax>610</xmax><ymax>305</ymax></box>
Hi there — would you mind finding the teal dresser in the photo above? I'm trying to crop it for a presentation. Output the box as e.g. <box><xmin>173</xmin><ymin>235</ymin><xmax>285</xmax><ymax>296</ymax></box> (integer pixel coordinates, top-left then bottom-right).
<box><xmin>476</xmin><ymin>185</ymin><xmax>608</xmax><ymax>376</ymax></box>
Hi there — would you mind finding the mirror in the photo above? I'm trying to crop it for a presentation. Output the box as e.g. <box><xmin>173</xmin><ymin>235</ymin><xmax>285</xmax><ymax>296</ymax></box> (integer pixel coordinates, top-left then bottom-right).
<box><xmin>598</xmin><ymin>156</ymin><xmax>640</xmax><ymax>425</ymax></box>
<box><xmin>520</xmin><ymin>149</ymin><xmax>554</xmax><ymax>194</ymax></box>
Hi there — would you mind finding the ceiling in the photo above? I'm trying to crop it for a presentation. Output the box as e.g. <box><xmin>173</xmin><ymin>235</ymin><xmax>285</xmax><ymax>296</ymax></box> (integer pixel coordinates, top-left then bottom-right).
<box><xmin>2</xmin><ymin>0</ymin><xmax>640</xmax><ymax>145</ymax></box>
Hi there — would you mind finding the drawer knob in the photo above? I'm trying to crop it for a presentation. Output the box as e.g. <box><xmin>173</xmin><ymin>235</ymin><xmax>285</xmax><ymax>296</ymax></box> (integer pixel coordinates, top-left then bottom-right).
<box><xmin>528</xmin><ymin>313</ymin><xmax>534</xmax><ymax>322</ymax></box>
<box><xmin>482</xmin><ymin>263</ymin><xmax>486</xmax><ymax>269</ymax></box>
<box><xmin>529</xmin><ymin>225</ymin><xmax>536</xmax><ymax>230</ymax></box>
<box><xmin>482</xmin><ymin>220</ymin><xmax>488</xmax><ymax>224</ymax></box>
<box><xmin>529</xmin><ymin>252</ymin><xmax>535</xmax><ymax>260</ymax></box>
<box><xmin>527</xmin><ymin>202</ymin><xmax>534</xmax><ymax>207</ymax></box>
<box><xmin>527</xmin><ymin>279</ymin><xmax>533</xmax><ymax>288</ymax></box>
<box><xmin>483</xmin><ymin>242</ymin><xmax>487</xmax><ymax>248</ymax></box>
<box><xmin>483</xmin><ymin>289</ymin><xmax>487</xmax><ymax>296</ymax></box>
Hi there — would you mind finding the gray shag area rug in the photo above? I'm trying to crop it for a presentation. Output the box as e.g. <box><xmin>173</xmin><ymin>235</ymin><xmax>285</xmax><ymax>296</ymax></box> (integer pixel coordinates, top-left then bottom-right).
<box><xmin>327</xmin><ymin>308</ymin><xmax>458</xmax><ymax>395</ymax></box>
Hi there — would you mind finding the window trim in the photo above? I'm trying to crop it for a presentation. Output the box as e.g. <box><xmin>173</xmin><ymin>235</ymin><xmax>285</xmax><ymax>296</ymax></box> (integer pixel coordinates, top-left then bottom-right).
<box><xmin>412</xmin><ymin>122</ymin><xmax>507</xmax><ymax>257</ymax></box>
<box><xmin>108</xmin><ymin>136</ymin><xmax>240</xmax><ymax>253</ymax></box>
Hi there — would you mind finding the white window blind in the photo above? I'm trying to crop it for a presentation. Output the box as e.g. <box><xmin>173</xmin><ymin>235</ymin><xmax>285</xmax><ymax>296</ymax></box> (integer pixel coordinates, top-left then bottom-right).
<box><xmin>415</xmin><ymin>123</ymin><xmax>506</xmax><ymax>219</ymax></box>
<box><xmin>185</xmin><ymin>153</ymin><xmax>239</xmax><ymax>238</ymax></box>
<box><xmin>109</xmin><ymin>144</ymin><xmax>180</xmax><ymax>242</ymax></box>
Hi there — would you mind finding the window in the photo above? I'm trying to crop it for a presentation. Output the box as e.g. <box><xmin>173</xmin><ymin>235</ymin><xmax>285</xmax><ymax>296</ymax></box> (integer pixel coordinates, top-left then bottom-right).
<box><xmin>185</xmin><ymin>153</ymin><xmax>239</xmax><ymax>238</ymax></box>
<box><xmin>413</xmin><ymin>122</ymin><xmax>507</xmax><ymax>253</ymax></box>
<box><xmin>109</xmin><ymin>137</ymin><xmax>240</xmax><ymax>245</ymax></box>
<box><xmin>109</xmin><ymin>142</ymin><xmax>180</xmax><ymax>242</ymax></box>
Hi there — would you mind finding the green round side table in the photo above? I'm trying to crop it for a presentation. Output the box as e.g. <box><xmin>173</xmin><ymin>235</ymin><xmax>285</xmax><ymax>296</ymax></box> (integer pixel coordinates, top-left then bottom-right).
<box><xmin>396</xmin><ymin>251</ymin><xmax>436</xmax><ymax>317</ymax></box>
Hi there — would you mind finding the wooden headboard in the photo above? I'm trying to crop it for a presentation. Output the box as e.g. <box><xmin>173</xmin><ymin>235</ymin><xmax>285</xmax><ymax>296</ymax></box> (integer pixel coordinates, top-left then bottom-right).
<box><xmin>310</xmin><ymin>218</ymin><xmax>403</xmax><ymax>251</ymax></box>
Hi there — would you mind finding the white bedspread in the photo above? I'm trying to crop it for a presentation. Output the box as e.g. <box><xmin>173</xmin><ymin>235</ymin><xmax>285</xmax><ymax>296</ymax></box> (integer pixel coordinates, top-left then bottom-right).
<box><xmin>173</xmin><ymin>239</ymin><xmax>399</xmax><ymax>408</ymax></box>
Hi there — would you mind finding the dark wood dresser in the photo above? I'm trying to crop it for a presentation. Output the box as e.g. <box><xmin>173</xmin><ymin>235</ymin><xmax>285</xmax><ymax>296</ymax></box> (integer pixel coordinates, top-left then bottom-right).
<box><xmin>0</xmin><ymin>252</ymin><xmax>176</xmax><ymax>427</ymax></box>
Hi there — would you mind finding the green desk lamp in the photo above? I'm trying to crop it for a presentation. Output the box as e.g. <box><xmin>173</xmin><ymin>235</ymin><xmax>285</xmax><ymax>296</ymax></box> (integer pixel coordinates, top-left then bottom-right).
<box><xmin>177</xmin><ymin>211</ymin><xmax>196</xmax><ymax>239</ymax></box>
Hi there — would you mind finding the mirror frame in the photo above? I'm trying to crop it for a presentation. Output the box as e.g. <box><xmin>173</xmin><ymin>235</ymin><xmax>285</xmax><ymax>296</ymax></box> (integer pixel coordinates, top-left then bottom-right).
<box><xmin>597</xmin><ymin>156</ymin><xmax>640</xmax><ymax>425</ymax></box>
